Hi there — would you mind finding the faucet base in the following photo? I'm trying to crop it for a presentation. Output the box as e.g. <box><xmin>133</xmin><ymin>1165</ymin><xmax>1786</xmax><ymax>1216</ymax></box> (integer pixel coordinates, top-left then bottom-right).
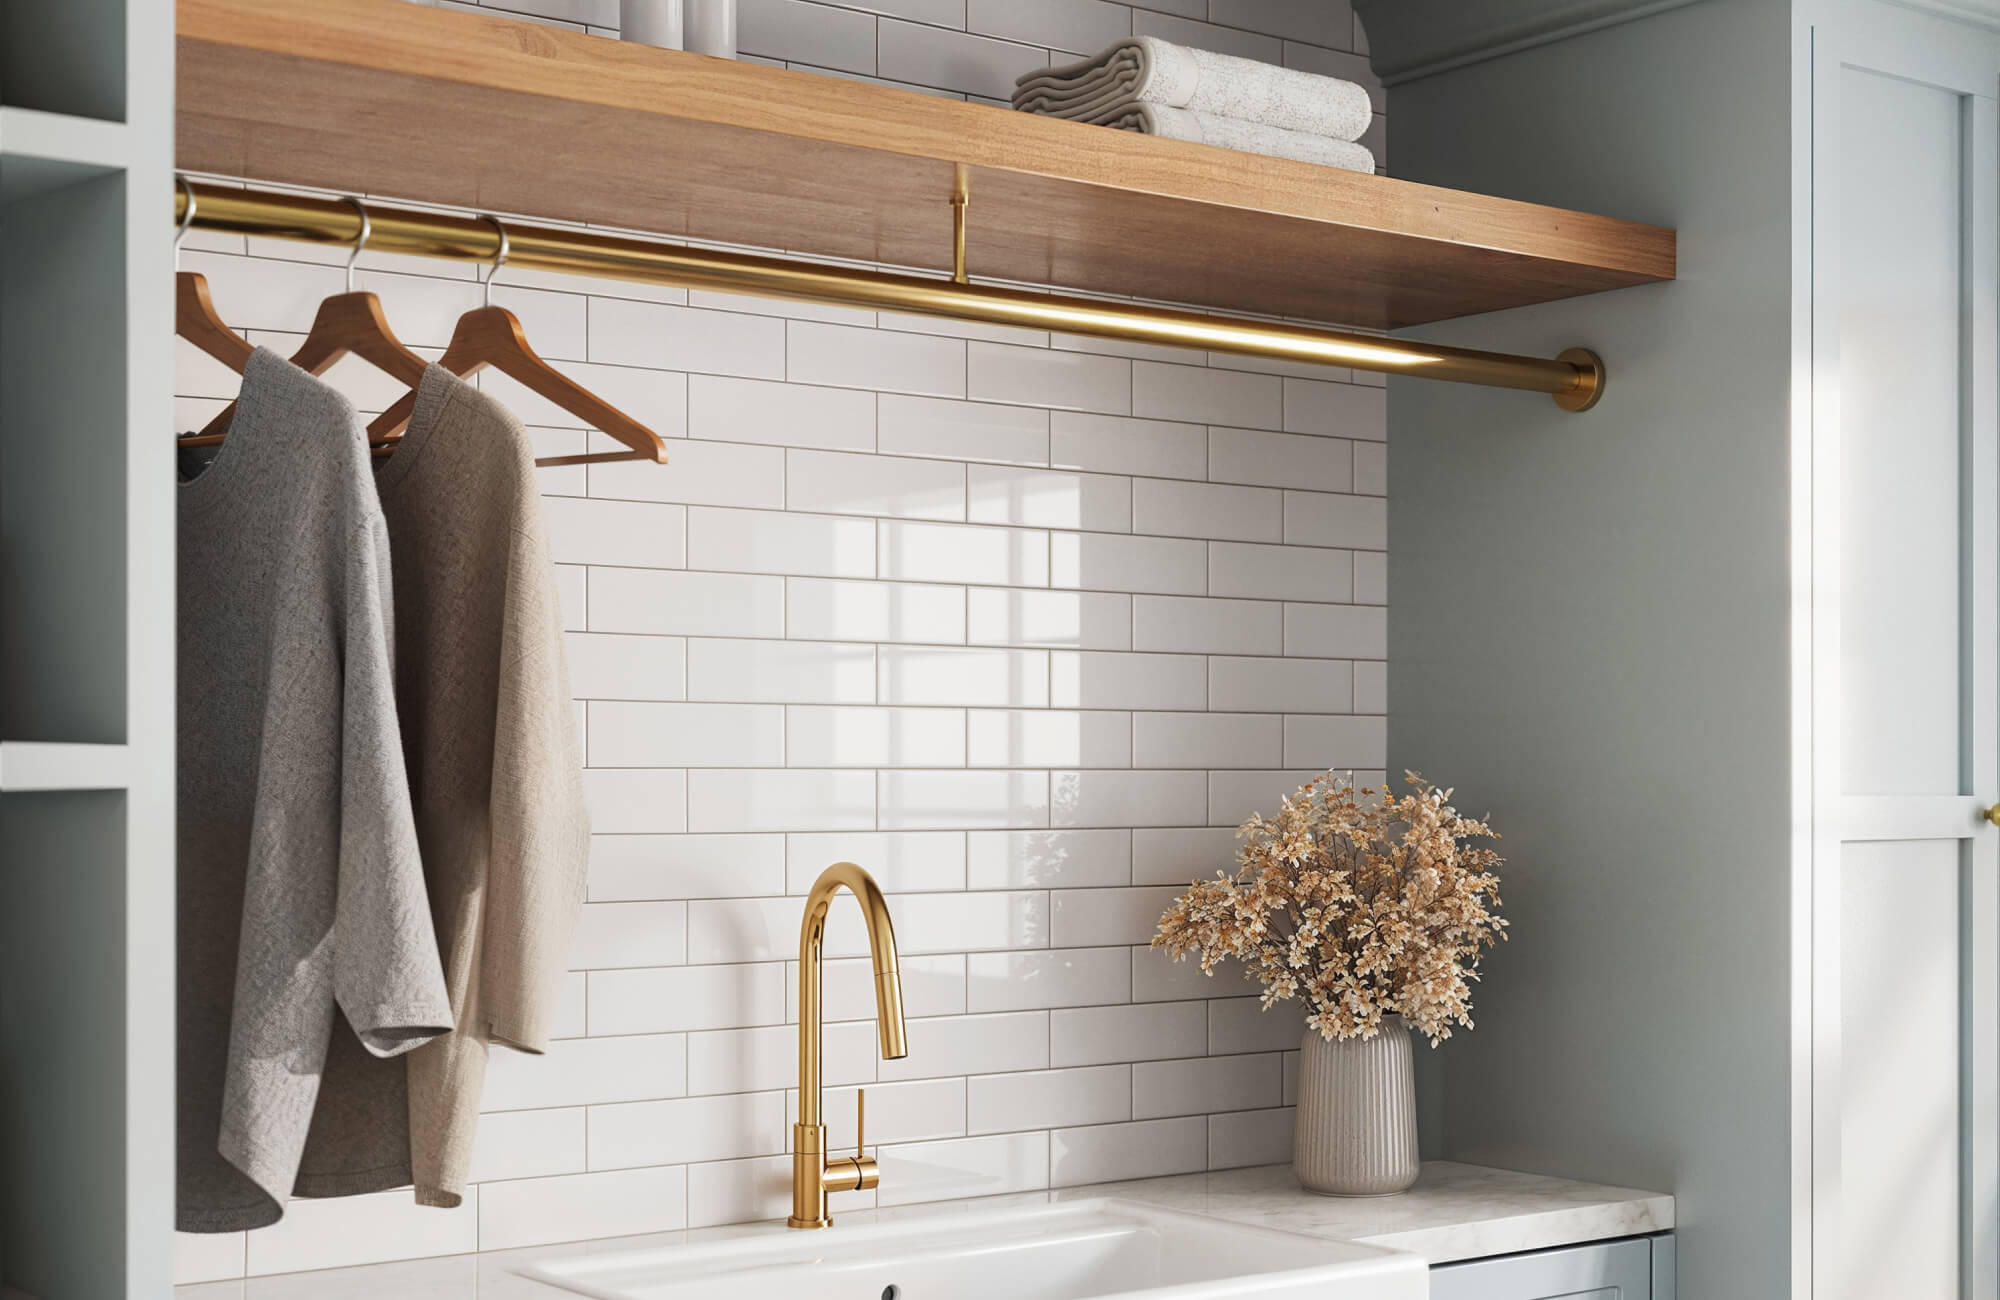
<box><xmin>786</xmin><ymin>1215</ymin><xmax>832</xmax><ymax>1230</ymax></box>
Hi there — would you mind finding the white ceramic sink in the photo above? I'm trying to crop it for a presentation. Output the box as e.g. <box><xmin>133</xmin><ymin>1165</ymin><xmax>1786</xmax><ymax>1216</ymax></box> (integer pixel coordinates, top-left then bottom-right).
<box><xmin>520</xmin><ymin>1198</ymin><xmax>1426</xmax><ymax>1300</ymax></box>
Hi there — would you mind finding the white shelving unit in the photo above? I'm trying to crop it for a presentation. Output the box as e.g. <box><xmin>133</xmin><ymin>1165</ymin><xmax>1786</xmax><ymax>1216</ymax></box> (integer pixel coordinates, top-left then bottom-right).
<box><xmin>0</xmin><ymin>1</ymin><xmax>173</xmax><ymax>1297</ymax></box>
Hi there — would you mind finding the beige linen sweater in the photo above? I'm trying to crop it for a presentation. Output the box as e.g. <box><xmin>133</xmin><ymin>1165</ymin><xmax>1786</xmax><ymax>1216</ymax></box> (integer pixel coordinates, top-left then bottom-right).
<box><xmin>299</xmin><ymin>363</ymin><xmax>589</xmax><ymax>1207</ymax></box>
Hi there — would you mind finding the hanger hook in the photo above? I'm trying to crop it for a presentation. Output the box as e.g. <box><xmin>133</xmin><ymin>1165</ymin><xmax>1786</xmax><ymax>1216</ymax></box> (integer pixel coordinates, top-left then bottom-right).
<box><xmin>174</xmin><ymin>175</ymin><xmax>197</xmax><ymax>266</ymax></box>
<box><xmin>479</xmin><ymin>214</ymin><xmax>509</xmax><ymax>309</ymax></box>
<box><xmin>343</xmin><ymin>196</ymin><xmax>371</xmax><ymax>294</ymax></box>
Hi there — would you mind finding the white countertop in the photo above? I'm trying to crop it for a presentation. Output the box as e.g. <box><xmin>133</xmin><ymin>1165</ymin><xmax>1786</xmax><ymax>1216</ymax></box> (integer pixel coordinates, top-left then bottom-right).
<box><xmin>174</xmin><ymin>1161</ymin><xmax>1673</xmax><ymax>1298</ymax></box>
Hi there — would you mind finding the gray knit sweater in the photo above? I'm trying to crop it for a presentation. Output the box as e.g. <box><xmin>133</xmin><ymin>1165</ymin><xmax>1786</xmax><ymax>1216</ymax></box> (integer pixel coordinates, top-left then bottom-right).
<box><xmin>177</xmin><ymin>348</ymin><xmax>452</xmax><ymax>1232</ymax></box>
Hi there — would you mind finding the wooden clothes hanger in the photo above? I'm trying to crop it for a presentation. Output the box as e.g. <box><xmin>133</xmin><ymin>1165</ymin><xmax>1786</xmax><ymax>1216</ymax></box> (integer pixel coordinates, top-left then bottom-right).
<box><xmin>367</xmin><ymin>216</ymin><xmax>669</xmax><ymax>469</ymax></box>
<box><xmin>185</xmin><ymin>196</ymin><xmax>428</xmax><ymax>446</ymax></box>
<box><xmin>174</xmin><ymin>178</ymin><xmax>255</xmax><ymax>374</ymax></box>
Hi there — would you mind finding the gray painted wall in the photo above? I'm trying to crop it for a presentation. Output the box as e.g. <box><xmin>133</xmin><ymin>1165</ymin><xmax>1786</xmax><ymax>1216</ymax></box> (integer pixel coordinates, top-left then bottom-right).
<box><xmin>1382</xmin><ymin>1</ymin><xmax>1796</xmax><ymax>1296</ymax></box>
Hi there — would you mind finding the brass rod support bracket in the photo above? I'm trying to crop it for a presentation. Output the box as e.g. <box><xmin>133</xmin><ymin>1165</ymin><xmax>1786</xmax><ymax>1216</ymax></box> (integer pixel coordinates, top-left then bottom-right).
<box><xmin>950</xmin><ymin>164</ymin><xmax>969</xmax><ymax>285</ymax></box>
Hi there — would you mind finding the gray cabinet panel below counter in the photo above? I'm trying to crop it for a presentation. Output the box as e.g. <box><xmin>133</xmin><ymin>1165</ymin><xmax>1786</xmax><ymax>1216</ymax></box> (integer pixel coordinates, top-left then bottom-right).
<box><xmin>1430</xmin><ymin>1235</ymin><xmax>1673</xmax><ymax>1299</ymax></box>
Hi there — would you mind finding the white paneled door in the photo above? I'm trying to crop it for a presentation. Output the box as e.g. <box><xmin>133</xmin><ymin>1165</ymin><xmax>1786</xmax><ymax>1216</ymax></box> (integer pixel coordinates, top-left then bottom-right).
<box><xmin>1810</xmin><ymin>7</ymin><xmax>2000</xmax><ymax>1297</ymax></box>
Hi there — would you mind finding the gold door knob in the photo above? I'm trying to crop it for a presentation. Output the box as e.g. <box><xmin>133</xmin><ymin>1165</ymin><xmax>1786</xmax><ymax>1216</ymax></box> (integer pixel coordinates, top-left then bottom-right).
<box><xmin>1987</xmin><ymin>804</ymin><xmax>2000</xmax><ymax>827</ymax></box>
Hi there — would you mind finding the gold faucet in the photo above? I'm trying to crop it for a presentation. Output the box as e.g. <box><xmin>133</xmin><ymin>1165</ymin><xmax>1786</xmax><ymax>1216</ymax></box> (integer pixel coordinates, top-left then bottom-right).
<box><xmin>789</xmin><ymin>862</ymin><xmax>907</xmax><ymax>1229</ymax></box>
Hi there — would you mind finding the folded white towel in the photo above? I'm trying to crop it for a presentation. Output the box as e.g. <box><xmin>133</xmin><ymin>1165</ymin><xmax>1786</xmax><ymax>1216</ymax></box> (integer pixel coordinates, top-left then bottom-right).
<box><xmin>1106</xmin><ymin>104</ymin><xmax>1375</xmax><ymax>174</ymax></box>
<box><xmin>1013</xmin><ymin>36</ymin><xmax>1374</xmax><ymax>144</ymax></box>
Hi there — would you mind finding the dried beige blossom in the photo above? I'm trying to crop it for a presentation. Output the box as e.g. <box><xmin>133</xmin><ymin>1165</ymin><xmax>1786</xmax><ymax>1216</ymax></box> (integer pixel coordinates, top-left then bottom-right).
<box><xmin>1152</xmin><ymin>771</ymin><xmax>1506</xmax><ymax>1046</ymax></box>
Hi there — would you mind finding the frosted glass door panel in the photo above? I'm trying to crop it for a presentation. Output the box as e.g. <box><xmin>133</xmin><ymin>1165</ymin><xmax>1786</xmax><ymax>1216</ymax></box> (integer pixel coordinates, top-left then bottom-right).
<box><xmin>1838</xmin><ymin>67</ymin><xmax>1965</xmax><ymax>797</ymax></box>
<box><xmin>1840</xmin><ymin>838</ymin><xmax>1962</xmax><ymax>1300</ymax></box>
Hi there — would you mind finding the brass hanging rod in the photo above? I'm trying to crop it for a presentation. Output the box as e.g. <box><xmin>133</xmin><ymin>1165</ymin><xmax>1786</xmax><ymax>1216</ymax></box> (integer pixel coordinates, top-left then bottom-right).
<box><xmin>174</xmin><ymin>182</ymin><xmax>1604</xmax><ymax>410</ymax></box>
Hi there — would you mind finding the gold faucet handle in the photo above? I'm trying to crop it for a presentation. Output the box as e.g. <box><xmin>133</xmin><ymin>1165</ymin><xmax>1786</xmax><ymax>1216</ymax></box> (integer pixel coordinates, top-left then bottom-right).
<box><xmin>853</xmin><ymin>1088</ymin><xmax>880</xmax><ymax>1189</ymax></box>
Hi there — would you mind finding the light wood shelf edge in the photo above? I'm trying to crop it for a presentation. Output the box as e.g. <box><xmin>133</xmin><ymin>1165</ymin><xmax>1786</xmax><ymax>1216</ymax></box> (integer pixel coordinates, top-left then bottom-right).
<box><xmin>176</xmin><ymin>0</ymin><xmax>1675</xmax><ymax>331</ymax></box>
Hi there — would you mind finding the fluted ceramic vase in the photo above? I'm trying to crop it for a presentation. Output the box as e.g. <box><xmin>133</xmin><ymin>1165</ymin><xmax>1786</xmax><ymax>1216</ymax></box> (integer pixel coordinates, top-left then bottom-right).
<box><xmin>1294</xmin><ymin>1016</ymin><xmax>1420</xmax><ymax>1196</ymax></box>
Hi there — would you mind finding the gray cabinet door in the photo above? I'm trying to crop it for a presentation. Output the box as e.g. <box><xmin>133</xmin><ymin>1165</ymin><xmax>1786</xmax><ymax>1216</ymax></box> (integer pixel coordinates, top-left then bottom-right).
<box><xmin>1429</xmin><ymin>1237</ymin><xmax>1653</xmax><ymax>1300</ymax></box>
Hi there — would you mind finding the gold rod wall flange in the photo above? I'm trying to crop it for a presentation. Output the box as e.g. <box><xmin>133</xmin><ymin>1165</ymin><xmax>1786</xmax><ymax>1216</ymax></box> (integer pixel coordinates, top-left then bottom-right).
<box><xmin>173</xmin><ymin>181</ymin><xmax>1604</xmax><ymax>408</ymax></box>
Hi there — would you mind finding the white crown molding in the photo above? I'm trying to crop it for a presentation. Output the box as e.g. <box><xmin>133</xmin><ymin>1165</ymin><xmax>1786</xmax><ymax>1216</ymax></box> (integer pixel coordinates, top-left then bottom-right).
<box><xmin>1353</xmin><ymin>0</ymin><xmax>1708</xmax><ymax>85</ymax></box>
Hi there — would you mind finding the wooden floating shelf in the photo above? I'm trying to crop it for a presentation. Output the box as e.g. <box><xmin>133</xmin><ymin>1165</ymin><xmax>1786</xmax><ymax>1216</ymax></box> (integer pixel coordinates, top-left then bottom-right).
<box><xmin>175</xmin><ymin>0</ymin><xmax>1675</xmax><ymax>333</ymax></box>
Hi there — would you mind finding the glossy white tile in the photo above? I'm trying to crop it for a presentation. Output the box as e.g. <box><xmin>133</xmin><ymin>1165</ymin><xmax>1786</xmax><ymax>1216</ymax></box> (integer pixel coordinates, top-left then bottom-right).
<box><xmin>967</xmin><ymin>709</ymin><xmax>1132</xmax><ymax>769</ymax></box>
<box><xmin>967</xmin><ymin>828</ymin><xmax>1132</xmax><ymax>889</ymax></box>
<box><xmin>588</xmin><ymin>962</ymin><xmax>787</xmax><ymax>1036</ymax></box>
<box><xmin>1208</xmin><ymin>656</ymin><xmax>1352</xmax><ymax>713</ymax></box>
<box><xmin>1131</xmin><ymin>478</ymin><xmax>1281</xmax><ymax>542</ymax></box>
<box><xmin>687</xmin><ymin>1019</ymin><xmax>879</xmax><ymax>1095</ymax></box>
<box><xmin>586</xmin><ymin>569</ymin><xmax>785</xmax><ymax>639</ymax></box>
<box><xmin>874</xmin><ymin>1131</ymin><xmax>1051</xmax><ymax>1207</ymax></box>
<box><xmin>877</xmin><ymin>19</ymin><xmax>1047</xmax><ymax>99</ymax></box>
<box><xmin>878</xmin><ymin>394</ymin><xmax>1050</xmax><ymax>466</ymax></box>
<box><xmin>1131</xmin><ymin>595</ymin><xmax>1283</xmax><ymax>655</ymax></box>
<box><xmin>789</xmin><ymin>320</ymin><xmax>967</xmax><ymax>398</ymax></box>
<box><xmin>966</xmin><ymin>588</ymin><xmax>1132</xmax><ymax>650</ymax></box>
<box><xmin>967</xmin><ymin>947</ymin><xmax>1133</xmax><ymax>1013</ymax></box>
<box><xmin>1131</xmin><ymin>827</ymin><xmax>1240</xmax><ymax>886</ymax></box>
<box><xmin>587</xmin><ymin>1091</ymin><xmax>787</xmax><ymax>1169</ymax></box>
<box><xmin>1208</xmin><ymin>995</ymin><xmax>1310</xmax><ymax>1055</ymax></box>
<box><xmin>1284</xmin><ymin>491</ymin><xmax>1386</xmax><ymax>551</ymax></box>
<box><xmin>1354</xmin><ymin>660</ymin><xmax>1387</xmax><ymax>713</ymax></box>
<box><xmin>1045</xmin><ymin>654</ymin><xmax>1202</xmax><ymax>720</ymax></box>
<box><xmin>1133</xmin><ymin>712</ymin><xmax>1282</xmax><ymax>769</ymax></box>
<box><xmin>879</xmin><ymin>644</ymin><xmax>1050</xmax><ymax>707</ymax></box>
<box><xmin>588</xmin><ymin>297</ymin><xmax>786</xmax><ymax>379</ymax></box>
<box><xmin>787</xmin><ymin>705</ymin><xmax>967</xmax><ymax>768</ymax></box>
<box><xmin>1283</xmin><ymin>602</ymin><xmax>1386</xmax><ymax>659</ymax></box>
<box><xmin>1050</xmin><ymin>532</ymin><xmax>1205</xmax><ymax>595</ymax></box>
<box><xmin>967</xmin><ymin>463</ymin><xmax>1132</xmax><ymax>532</ymax></box>
<box><xmin>687</xmin><ymin>373</ymin><xmax>876</xmax><ymax>451</ymax></box>
<box><xmin>587</xmin><ymin>832</ymin><xmax>787</xmax><ymax>901</ymax></box>
<box><xmin>1133</xmin><ymin>1053</ymin><xmax>1284</xmax><ymax>1118</ymax></box>
<box><xmin>686</xmin><ymin>506</ymin><xmax>877</xmax><ymax>579</ymax></box>
<box><xmin>687</xmin><ymin>638</ymin><xmax>876</xmax><ymax>704</ymax></box>
<box><xmin>880</xmin><ymin>1011</ymin><xmax>1050</xmax><ymax>1081</ymax></box>
<box><xmin>478</xmin><ymin>1166</ymin><xmax>687</xmax><ymax>1250</ymax></box>
<box><xmin>1051</xmin><ymin>1002</ymin><xmax>1207</xmax><ymax>1067</ymax></box>
<box><xmin>1050</xmin><ymin>1115</ymin><xmax>1208</xmax><ymax>1186</ymax></box>
<box><xmin>1208</xmin><ymin>541</ymin><xmax>1353</xmax><ymax>603</ymax></box>
<box><xmin>482</xmin><ymin>1034</ymin><xmax>687</xmax><ymax>1111</ymax></box>
<box><xmin>1284</xmin><ymin>375</ymin><xmax>1386</xmax><ymax>439</ymax></box>
<box><xmin>1208</xmin><ymin>1106</ymin><xmax>1297</xmax><ymax>1169</ymax></box>
<box><xmin>787</xmin><ymin>577</ymin><xmax>968</xmax><ymax>645</ymax></box>
<box><xmin>795</xmin><ymin>953</ymin><xmax>968</xmax><ymax>1023</ymax></box>
<box><xmin>879</xmin><ymin>769</ymin><xmax>1052</xmax><ymax>829</ymax></box>
<box><xmin>968</xmin><ymin>341</ymin><xmax>1131</xmax><ymax>415</ymax></box>
<box><xmin>1132</xmin><ymin>361</ymin><xmax>1281</xmax><ymax>429</ymax></box>
<box><xmin>786</xmin><ymin>830</ymin><xmax>967</xmax><ymax>894</ymax></box>
<box><xmin>569</xmin><ymin>900</ymin><xmax>687</xmax><ymax>969</ymax></box>
<box><xmin>968</xmin><ymin>1064</ymin><xmax>1131</xmax><ymax>1135</ymax></box>
<box><xmin>587</xmin><ymin>701</ymin><xmax>784</xmax><ymax>768</ymax></box>
<box><xmin>1283</xmin><ymin>714</ymin><xmax>1387</xmax><ymax>770</ymax></box>
<box><xmin>581</xmin><ymin>768</ymin><xmax>688</xmax><ymax>834</ymax></box>
<box><xmin>1050</xmin><ymin>411</ymin><xmax>1208</xmax><ymax>481</ymax></box>
<box><xmin>589</xmin><ymin>437</ymin><xmax>785</xmax><ymax>510</ymax></box>
<box><xmin>879</xmin><ymin>518</ymin><xmax>1050</xmax><ymax>587</ymax></box>
<box><xmin>466</xmin><ymin>1108</ymin><xmax>588</xmax><ymax>1185</ymax></box>
<box><xmin>1206</xmin><ymin>769</ymin><xmax>1325</xmax><ymax>828</ymax></box>
<box><xmin>686</xmin><ymin>768</ymin><xmax>877</xmax><ymax>833</ymax></box>
<box><xmin>1050</xmin><ymin>884</ymin><xmax>1185</xmax><ymax>947</ymax></box>
<box><xmin>240</xmin><ymin>1188</ymin><xmax>477</xmax><ymax>1276</ymax></box>
<box><xmin>565</xmin><ymin>632</ymin><xmax>687</xmax><ymax>701</ymax></box>
<box><xmin>1208</xmin><ymin>426</ymin><xmax>1352</xmax><ymax>493</ymax></box>
<box><xmin>787</xmin><ymin>449</ymin><xmax>967</xmax><ymax>520</ymax></box>
<box><xmin>804</xmin><ymin>1077</ymin><xmax>969</xmax><ymax>1149</ymax></box>
<box><xmin>1353</xmin><ymin>440</ymin><xmax>1387</xmax><ymax>496</ymax></box>
<box><xmin>543</xmin><ymin>495</ymin><xmax>686</xmax><ymax>568</ymax></box>
<box><xmin>1354</xmin><ymin>549</ymin><xmax>1387</xmax><ymax>605</ymax></box>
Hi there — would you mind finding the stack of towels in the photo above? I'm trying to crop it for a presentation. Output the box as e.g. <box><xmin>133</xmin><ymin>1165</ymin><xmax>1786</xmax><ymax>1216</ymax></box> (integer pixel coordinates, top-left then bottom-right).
<box><xmin>1012</xmin><ymin>36</ymin><xmax>1376</xmax><ymax>174</ymax></box>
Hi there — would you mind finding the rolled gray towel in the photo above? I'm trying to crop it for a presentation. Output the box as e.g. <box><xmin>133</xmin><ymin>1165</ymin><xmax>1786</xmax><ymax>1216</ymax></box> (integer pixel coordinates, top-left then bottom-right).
<box><xmin>1106</xmin><ymin>104</ymin><xmax>1376</xmax><ymax>173</ymax></box>
<box><xmin>1013</xmin><ymin>36</ymin><xmax>1373</xmax><ymax>144</ymax></box>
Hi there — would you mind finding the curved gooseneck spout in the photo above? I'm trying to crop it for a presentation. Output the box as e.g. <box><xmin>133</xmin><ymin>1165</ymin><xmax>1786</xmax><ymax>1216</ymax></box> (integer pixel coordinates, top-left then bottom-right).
<box><xmin>790</xmin><ymin>862</ymin><xmax>907</xmax><ymax>1229</ymax></box>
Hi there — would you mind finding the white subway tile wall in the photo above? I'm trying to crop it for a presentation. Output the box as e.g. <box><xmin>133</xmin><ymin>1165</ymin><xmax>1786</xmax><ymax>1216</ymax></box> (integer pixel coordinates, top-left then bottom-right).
<box><xmin>172</xmin><ymin>0</ymin><xmax>1384</xmax><ymax>1282</ymax></box>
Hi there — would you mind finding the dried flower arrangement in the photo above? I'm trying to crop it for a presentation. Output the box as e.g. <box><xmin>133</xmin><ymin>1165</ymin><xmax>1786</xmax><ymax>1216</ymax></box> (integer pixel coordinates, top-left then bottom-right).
<box><xmin>1152</xmin><ymin>772</ymin><xmax>1507</xmax><ymax>1046</ymax></box>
